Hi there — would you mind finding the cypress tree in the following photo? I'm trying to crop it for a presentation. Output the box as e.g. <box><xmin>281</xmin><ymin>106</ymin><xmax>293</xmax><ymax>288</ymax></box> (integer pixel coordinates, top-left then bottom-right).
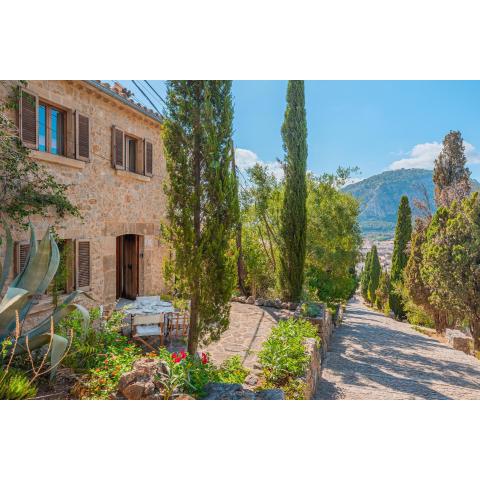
<box><xmin>368</xmin><ymin>245</ymin><xmax>381</xmax><ymax>304</ymax></box>
<box><xmin>360</xmin><ymin>250</ymin><xmax>372</xmax><ymax>300</ymax></box>
<box><xmin>390</xmin><ymin>195</ymin><xmax>412</xmax><ymax>318</ymax></box>
<box><xmin>433</xmin><ymin>130</ymin><xmax>471</xmax><ymax>208</ymax></box>
<box><xmin>279</xmin><ymin>80</ymin><xmax>308</xmax><ymax>302</ymax></box>
<box><xmin>163</xmin><ymin>81</ymin><xmax>238</xmax><ymax>355</ymax></box>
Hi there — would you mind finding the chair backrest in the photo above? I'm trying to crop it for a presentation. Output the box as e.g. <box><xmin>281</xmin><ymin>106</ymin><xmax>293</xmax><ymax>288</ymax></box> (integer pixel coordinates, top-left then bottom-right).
<box><xmin>132</xmin><ymin>313</ymin><xmax>164</xmax><ymax>326</ymax></box>
<box><xmin>167</xmin><ymin>311</ymin><xmax>190</xmax><ymax>338</ymax></box>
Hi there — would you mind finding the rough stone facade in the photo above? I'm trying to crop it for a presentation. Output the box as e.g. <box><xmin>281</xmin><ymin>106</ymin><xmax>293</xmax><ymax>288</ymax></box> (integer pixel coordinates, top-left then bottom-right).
<box><xmin>0</xmin><ymin>80</ymin><xmax>169</xmax><ymax>316</ymax></box>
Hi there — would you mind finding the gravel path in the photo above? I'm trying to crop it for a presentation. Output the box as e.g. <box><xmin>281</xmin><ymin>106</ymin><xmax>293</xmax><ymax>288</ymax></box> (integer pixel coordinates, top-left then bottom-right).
<box><xmin>316</xmin><ymin>296</ymin><xmax>480</xmax><ymax>399</ymax></box>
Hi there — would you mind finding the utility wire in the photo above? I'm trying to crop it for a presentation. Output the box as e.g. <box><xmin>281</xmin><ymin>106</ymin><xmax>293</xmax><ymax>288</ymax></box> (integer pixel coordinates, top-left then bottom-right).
<box><xmin>131</xmin><ymin>80</ymin><xmax>162</xmax><ymax>114</ymax></box>
<box><xmin>143</xmin><ymin>80</ymin><xmax>167</xmax><ymax>108</ymax></box>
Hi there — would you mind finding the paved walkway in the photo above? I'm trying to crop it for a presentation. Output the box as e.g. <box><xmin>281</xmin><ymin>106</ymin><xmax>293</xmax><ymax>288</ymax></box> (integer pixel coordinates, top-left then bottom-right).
<box><xmin>201</xmin><ymin>302</ymin><xmax>289</xmax><ymax>369</ymax></box>
<box><xmin>317</xmin><ymin>296</ymin><xmax>480</xmax><ymax>399</ymax></box>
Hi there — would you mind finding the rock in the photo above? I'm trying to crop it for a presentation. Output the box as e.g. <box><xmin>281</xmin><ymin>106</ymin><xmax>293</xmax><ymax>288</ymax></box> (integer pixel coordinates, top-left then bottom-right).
<box><xmin>246</xmin><ymin>296</ymin><xmax>255</xmax><ymax>305</ymax></box>
<box><xmin>117</xmin><ymin>357</ymin><xmax>164</xmax><ymax>400</ymax></box>
<box><xmin>175</xmin><ymin>394</ymin><xmax>196</xmax><ymax>400</ymax></box>
<box><xmin>122</xmin><ymin>382</ymin><xmax>147</xmax><ymax>400</ymax></box>
<box><xmin>274</xmin><ymin>298</ymin><xmax>283</xmax><ymax>309</ymax></box>
<box><xmin>287</xmin><ymin>302</ymin><xmax>298</xmax><ymax>311</ymax></box>
<box><xmin>446</xmin><ymin>329</ymin><xmax>473</xmax><ymax>354</ymax></box>
<box><xmin>264</xmin><ymin>299</ymin><xmax>275</xmax><ymax>308</ymax></box>
<box><xmin>254</xmin><ymin>298</ymin><xmax>265</xmax><ymax>306</ymax></box>
<box><xmin>202</xmin><ymin>382</ymin><xmax>282</xmax><ymax>400</ymax></box>
<box><xmin>281</xmin><ymin>302</ymin><xmax>290</xmax><ymax>310</ymax></box>
<box><xmin>244</xmin><ymin>374</ymin><xmax>259</xmax><ymax>386</ymax></box>
<box><xmin>254</xmin><ymin>389</ymin><xmax>285</xmax><ymax>400</ymax></box>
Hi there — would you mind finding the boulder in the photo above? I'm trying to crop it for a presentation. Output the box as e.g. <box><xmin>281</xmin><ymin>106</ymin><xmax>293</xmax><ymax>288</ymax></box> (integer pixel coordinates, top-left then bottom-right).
<box><xmin>243</xmin><ymin>373</ymin><xmax>259</xmax><ymax>386</ymax></box>
<box><xmin>246</xmin><ymin>296</ymin><xmax>255</xmax><ymax>305</ymax></box>
<box><xmin>254</xmin><ymin>298</ymin><xmax>265</xmax><ymax>306</ymax></box>
<box><xmin>254</xmin><ymin>389</ymin><xmax>285</xmax><ymax>400</ymax></box>
<box><xmin>202</xmin><ymin>382</ymin><xmax>284</xmax><ymax>400</ymax></box>
<box><xmin>117</xmin><ymin>357</ymin><xmax>164</xmax><ymax>400</ymax></box>
<box><xmin>446</xmin><ymin>329</ymin><xmax>473</xmax><ymax>354</ymax></box>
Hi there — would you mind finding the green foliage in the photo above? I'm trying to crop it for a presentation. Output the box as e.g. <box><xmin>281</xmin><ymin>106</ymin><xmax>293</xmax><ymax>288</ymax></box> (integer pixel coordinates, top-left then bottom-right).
<box><xmin>299</xmin><ymin>302</ymin><xmax>322</xmax><ymax>318</ymax></box>
<box><xmin>367</xmin><ymin>245</ymin><xmax>380</xmax><ymax>304</ymax></box>
<box><xmin>389</xmin><ymin>195</ymin><xmax>412</xmax><ymax>318</ymax></box>
<box><xmin>156</xmin><ymin>349</ymin><xmax>249</xmax><ymax>399</ymax></box>
<box><xmin>215</xmin><ymin>355</ymin><xmax>249</xmax><ymax>384</ymax></box>
<box><xmin>258</xmin><ymin>318</ymin><xmax>319</xmax><ymax>399</ymax></box>
<box><xmin>279</xmin><ymin>80</ymin><xmax>308</xmax><ymax>302</ymax></box>
<box><xmin>0</xmin><ymin>368</ymin><xmax>37</xmax><ymax>399</ymax></box>
<box><xmin>162</xmin><ymin>81</ymin><xmax>238</xmax><ymax>353</ymax></box>
<box><xmin>360</xmin><ymin>251</ymin><xmax>372</xmax><ymax>300</ymax></box>
<box><xmin>0</xmin><ymin>83</ymin><xmax>79</xmax><ymax>228</ymax></box>
<box><xmin>305</xmin><ymin>170</ymin><xmax>361</xmax><ymax>305</ymax></box>
<box><xmin>240</xmin><ymin>164</ymin><xmax>281</xmax><ymax>297</ymax></box>
<box><xmin>375</xmin><ymin>270</ymin><xmax>391</xmax><ymax>314</ymax></box>
<box><xmin>433</xmin><ymin>130</ymin><xmax>471</xmax><ymax>208</ymax></box>
<box><xmin>59</xmin><ymin>307</ymin><xmax>143</xmax><ymax>399</ymax></box>
<box><xmin>421</xmin><ymin>192</ymin><xmax>480</xmax><ymax>348</ymax></box>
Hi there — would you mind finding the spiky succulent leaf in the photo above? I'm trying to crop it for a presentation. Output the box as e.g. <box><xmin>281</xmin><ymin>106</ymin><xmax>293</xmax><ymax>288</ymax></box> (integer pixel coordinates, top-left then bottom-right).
<box><xmin>0</xmin><ymin>288</ymin><xmax>31</xmax><ymax>340</ymax></box>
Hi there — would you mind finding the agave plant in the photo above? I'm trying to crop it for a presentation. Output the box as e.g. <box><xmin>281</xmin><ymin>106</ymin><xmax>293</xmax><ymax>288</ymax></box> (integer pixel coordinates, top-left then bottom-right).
<box><xmin>0</xmin><ymin>222</ymin><xmax>89</xmax><ymax>377</ymax></box>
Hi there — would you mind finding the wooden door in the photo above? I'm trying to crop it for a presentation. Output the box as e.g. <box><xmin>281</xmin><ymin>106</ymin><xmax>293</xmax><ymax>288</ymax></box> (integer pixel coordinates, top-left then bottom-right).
<box><xmin>116</xmin><ymin>235</ymin><xmax>139</xmax><ymax>300</ymax></box>
<box><xmin>123</xmin><ymin>235</ymin><xmax>139</xmax><ymax>300</ymax></box>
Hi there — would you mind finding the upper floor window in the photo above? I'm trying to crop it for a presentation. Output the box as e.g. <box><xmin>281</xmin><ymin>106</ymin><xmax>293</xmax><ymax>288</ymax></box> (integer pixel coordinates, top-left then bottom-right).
<box><xmin>39</xmin><ymin>103</ymin><xmax>66</xmax><ymax>155</ymax></box>
<box><xmin>126</xmin><ymin>136</ymin><xmax>137</xmax><ymax>173</ymax></box>
<box><xmin>19</xmin><ymin>88</ymin><xmax>91</xmax><ymax>161</ymax></box>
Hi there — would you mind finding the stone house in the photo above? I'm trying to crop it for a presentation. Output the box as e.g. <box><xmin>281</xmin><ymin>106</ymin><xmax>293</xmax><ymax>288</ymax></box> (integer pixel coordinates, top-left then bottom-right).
<box><xmin>0</xmin><ymin>80</ymin><xmax>169</xmax><ymax>316</ymax></box>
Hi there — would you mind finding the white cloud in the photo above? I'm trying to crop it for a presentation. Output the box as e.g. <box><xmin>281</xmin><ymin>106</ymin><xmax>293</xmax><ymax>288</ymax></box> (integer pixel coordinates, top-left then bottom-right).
<box><xmin>235</xmin><ymin>148</ymin><xmax>284</xmax><ymax>180</ymax></box>
<box><xmin>388</xmin><ymin>140</ymin><xmax>480</xmax><ymax>170</ymax></box>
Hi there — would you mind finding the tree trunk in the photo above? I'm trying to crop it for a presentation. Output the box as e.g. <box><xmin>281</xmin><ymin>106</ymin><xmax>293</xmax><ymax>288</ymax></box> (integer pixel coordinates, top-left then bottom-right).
<box><xmin>188</xmin><ymin>82</ymin><xmax>202</xmax><ymax>356</ymax></box>
<box><xmin>188</xmin><ymin>289</ymin><xmax>200</xmax><ymax>355</ymax></box>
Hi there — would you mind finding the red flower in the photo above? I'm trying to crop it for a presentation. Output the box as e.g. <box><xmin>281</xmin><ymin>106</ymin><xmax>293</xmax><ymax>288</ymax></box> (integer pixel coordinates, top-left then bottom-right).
<box><xmin>201</xmin><ymin>352</ymin><xmax>208</xmax><ymax>365</ymax></box>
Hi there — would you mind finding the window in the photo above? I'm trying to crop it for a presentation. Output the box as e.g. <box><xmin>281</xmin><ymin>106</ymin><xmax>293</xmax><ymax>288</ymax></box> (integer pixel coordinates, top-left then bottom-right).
<box><xmin>38</xmin><ymin>103</ymin><xmax>65</xmax><ymax>155</ymax></box>
<box><xmin>125</xmin><ymin>136</ymin><xmax>137</xmax><ymax>173</ymax></box>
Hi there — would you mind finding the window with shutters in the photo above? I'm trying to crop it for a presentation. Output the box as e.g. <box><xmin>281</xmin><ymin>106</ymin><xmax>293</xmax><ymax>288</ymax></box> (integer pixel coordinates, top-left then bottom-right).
<box><xmin>38</xmin><ymin>102</ymin><xmax>66</xmax><ymax>156</ymax></box>
<box><xmin>14</xmin><ymin>242</ymin><xmax>31</xmax><ymax>276</ymax></box>
<box><xmin>47</xmin><ymin>239</ymin><xmax>75</xmax><ymax>295</ymax></box>
<box><xmin>125</xmin><ymin>136</ymin><xmax>137</xmax><ymax>173</ymax></box>
<box><xmin>144</xmin><ymin>140</ymin><xmax>153</xmax><ymax>176</ymax></box>
<box><xmin>75</xmin><ymin>112</ymin><xmax>90</xmax><ymax>161</ymax></box>
<box><xmin>76</xmin><ymin>240</ymin><xmax>91</xmax><ymax>290</ymax></box>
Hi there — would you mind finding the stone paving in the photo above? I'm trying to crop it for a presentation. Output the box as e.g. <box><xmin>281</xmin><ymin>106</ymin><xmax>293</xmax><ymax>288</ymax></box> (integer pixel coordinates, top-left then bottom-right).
<box><xmin>201</xmin><ymin>302</ymin><xmax>288</xmax><ymax>369</ymax></box>
<box><xmin>316</xmin><ymin>295</ymin><xmax>480</xmax><ymax>399</ymax></box>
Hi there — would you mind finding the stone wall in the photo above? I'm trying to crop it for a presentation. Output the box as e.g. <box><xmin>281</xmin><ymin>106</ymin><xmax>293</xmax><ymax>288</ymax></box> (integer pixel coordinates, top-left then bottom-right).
<box><xmin>0</xmin><ymin>80</ymin><xmax>169</xmax><ymax>315</ymax></box>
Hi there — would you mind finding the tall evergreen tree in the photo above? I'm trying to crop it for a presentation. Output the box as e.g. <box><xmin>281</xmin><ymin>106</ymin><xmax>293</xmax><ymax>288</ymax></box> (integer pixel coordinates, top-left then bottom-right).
<box><xmin>389</xmin><ymin>195</ymin><xmax>412</xmax><ymax>318</ymax></box>
<box><xmin>163</xmin><ymin>81</ymin><xmax>238</xmax><ymax>355</ymax></box>
<box><xmin>279</xmin><ymin>80</ymin><xmax>308</xmax><ymax>302</ymax></box>
<box><xmin>360</xmin><ymin>250</ymin><xmax>372</xmax><ymax>300</ymax></box>
<box><xmin>368</xmin><ymin>245</ymin><xmax>381</xmax><ymax>304</ymax></box>
<box><xmin>433</xmin><ymin>130</ymin><xmax>471</xmax><ymax>208</ymax></box>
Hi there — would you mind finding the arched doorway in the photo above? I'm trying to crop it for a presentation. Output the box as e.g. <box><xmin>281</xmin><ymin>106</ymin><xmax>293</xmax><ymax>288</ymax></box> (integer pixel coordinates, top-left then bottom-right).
<box><xmin>116</xmin><ymin>234</ymin><xmax>140</xmax><ymax>300</ymax></box>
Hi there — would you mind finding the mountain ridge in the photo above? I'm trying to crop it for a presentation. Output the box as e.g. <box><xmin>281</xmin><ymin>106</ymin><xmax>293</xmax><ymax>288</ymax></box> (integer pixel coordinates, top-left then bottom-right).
<box><xmin>343</xmin><ymin>168</ymin><xmax>480</xmax><ymax>239</ymax></box>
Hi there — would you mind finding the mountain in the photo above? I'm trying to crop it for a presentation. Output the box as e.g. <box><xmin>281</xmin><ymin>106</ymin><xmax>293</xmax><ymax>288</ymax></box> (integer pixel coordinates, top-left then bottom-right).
<box><xmin>343</xmin><ymin>168</ymin><xmax>480</xmax><ymax>239</ymax></box>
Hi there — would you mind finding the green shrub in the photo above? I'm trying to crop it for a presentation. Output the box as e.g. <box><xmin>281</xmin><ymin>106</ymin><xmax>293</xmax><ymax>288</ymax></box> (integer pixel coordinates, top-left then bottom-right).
<box><xmin>299</xmin><ymin>302</ymin><xmax>322</xmax><ymax>318</ymax></box>
<box><xmin>156</xmin><ymin>349</ymin><xmax>250</xmax><ymax>399</ymax></box>
<box><xmin>258</xmin><ymin>318</ymin><xmax>319</xmax><ymax>399</ymax></box>
<box><xmin>0</xmin><ymin>369</ymin><xmax>37</xmax><ymax>400</ymax></box>
<box><xmin>82</xmin><ymin>341</ymin><xmax>142</xmax><ymax>399</ymax></box>
<box><xmin>215</xmin><ymin>355</ymin><xmax>249</xmax><ymax>384</ymax></box>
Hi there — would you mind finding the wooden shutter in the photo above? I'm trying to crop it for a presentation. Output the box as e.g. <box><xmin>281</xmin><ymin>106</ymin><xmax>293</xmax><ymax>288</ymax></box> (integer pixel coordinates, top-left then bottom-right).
<box><xmin>18</xmin><ymin>89</ymin><xmax>38</xmax><ymax>149</ymax></box>
<box><xmin>14</xmin><ymin>242</ymin><xmax>30</xmax><ymax>276</ymax></box>
<box><xmin>111</xmin><ymin>126</ymin><xmax>125</xmax><ymax>169</ymax></box>
<box><xmin>144</xmin><ymin>140</ymin><xmax>153</xmax><ymax>176</ymax></box>
<box><xmin>75</xmin><ymin>111</ymin><xmax>91</xmax><ymax>161</ymax></box>
<box><xmin>76</xmin><ymin>240</ymin><xmax>91</xmax><ymax>290</ymax></box>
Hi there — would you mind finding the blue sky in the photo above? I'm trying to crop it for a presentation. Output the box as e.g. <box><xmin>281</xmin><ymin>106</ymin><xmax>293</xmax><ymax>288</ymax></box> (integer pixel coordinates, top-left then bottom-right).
<box><xmin>118</xmin><ymin>80</ymin><xmax>480</xmax><ymax>181</ymax></box>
